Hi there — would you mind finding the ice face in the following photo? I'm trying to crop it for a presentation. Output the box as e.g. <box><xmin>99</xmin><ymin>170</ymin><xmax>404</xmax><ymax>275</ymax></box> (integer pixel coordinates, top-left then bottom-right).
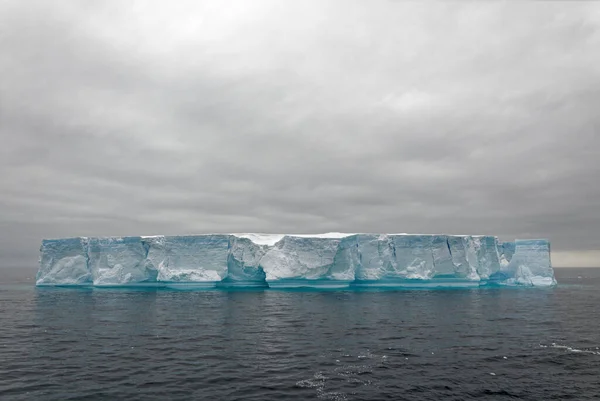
<box><xmin>430</xmin><ymin>235</ymin><xmax>456</xmax><ymax>277</ymax></box>
<box><xmin>446</xmin><ymin>236</ymin><xmax>479</xmax><ymax>280</ymax></box>
<box><xmin>498</xmin><ymin>242</ymin><xmax>516</xmax><ymax>267</ymax></box>
<box><xmin>37</xmin><ymin>237</ymin><xmax>91</xmax><ymax>285</ymax></box>
<box><xmin>397</xmin><ymin>235</ymin><xmax>437</xmax><ymax>279</ymax></box>
<box><xmin>260</xmin><ymin>236</ymin><xmax>353</xmax><ymax>283</ymax></box>
<box><xmin>88</xmin><ymin>237</ymin><xmax>156</xmax><ymax>286</ymax></box>
<box><xmin>351</xmin><ymin>234</ymin><xmax>393</xmax><ymax>281</ymax></box>
<box><xmin>36</xmin><ymin>233</ymin><xmax>556</xmax><ymax>288</ymax></box>
<box><xmin>223</xmin><ymin>236</ymin><xmax>267</xmax><ymax>286</ymax></box>
<box><xmin>145</xmin><ymin>235</ymin><xmax>229</xmax><ymax>282</ymax></box>
<box><xmin>464</xmin><ymin>236</ymin><xmax>502</xmax><ymax>280</ymax></box>
<box><xmin>353</xmin><ymin>235</ymin><xmax>483</xmax><ymax>283</ymax></box>
<box><xmin>499</xmin><ymin>239</ymin><xmax>555</xmax><ymax>286</ymax></box>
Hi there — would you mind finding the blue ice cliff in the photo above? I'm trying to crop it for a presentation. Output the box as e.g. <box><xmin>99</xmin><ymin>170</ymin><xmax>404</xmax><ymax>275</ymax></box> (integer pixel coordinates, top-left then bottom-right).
<box><xmin>36</xmin><ymin>233</ymin><xmax>556</xmax><ymax>288</ymax></box>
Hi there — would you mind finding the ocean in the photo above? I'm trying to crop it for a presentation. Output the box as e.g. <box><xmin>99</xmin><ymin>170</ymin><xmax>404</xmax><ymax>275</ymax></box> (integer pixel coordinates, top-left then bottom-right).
<box><xmin>1</xmin><ymin>267</ymin><xmax>599</xmax><ymax>400</ymax></box>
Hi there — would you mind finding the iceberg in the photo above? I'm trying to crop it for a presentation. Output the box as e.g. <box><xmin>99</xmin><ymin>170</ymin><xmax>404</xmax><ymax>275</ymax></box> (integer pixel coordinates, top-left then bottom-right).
<box><xmin>351</xmin><ymin>235</ymin><xmax>497</xmax><ymax>287</ymax></box>
<box><xmin>259</xmin><ymin>236</ymin><xmax>354</xmax><ymax>288</ymax></box>
<box><xmin>223</xmin><ymin>236</ymin><xmax>268</xmax><ymax>287</ymax></box>
<box><xmin>36</xmin><ymin>233</ymin><xmax>557</xmax><ymax>288</ymax></box>
<box><xmin>145</xmin><ymin>235</ymin><xmax>230</xmax><ymax>288</ymax></box>
<box><xmin>37</xmin><ymin>237</ymin><xmax>91</xmax><ymax>285</ymax></box>
<box><xmin>88</xmin><ymin>237</ymin><xmax>156</xmax><ymax>286</ymax></box>
<box><xmin>491</xmin><ymin>239</ymin><xmax>555</xmax><ymax>286</ymax></box>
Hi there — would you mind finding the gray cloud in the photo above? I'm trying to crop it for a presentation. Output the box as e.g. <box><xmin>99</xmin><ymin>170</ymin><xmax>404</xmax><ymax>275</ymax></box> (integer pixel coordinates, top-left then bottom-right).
<box><xmin>1</xmin><ymin>1</ymin><xmax>599</xmax><ymax>267</ymax></box>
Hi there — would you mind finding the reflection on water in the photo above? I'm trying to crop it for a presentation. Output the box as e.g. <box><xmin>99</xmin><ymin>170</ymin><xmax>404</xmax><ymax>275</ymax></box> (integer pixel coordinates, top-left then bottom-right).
<box><xmin>0</xmin><ymin>268</ymin><xmax>598</xmax><ymax>399</ymax></box>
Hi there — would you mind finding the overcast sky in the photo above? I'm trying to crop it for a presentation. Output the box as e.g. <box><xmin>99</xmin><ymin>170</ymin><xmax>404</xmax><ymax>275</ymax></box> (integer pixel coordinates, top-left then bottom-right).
<box><xmin>1</xmin><ymin>1</ymin><xmax>599</xmax><ymax>267</ymax></box>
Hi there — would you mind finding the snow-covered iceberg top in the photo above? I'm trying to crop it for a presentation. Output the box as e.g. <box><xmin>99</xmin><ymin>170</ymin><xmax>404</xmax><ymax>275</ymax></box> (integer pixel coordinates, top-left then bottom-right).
<box><xmin>36</xmin><ymin>233</ymin><xmax>556</xmax><ymax>288</ymax></box>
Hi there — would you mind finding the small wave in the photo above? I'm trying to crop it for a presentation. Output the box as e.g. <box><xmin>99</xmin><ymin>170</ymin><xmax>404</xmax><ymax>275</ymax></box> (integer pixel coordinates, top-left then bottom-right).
<box><xmin>296</xmin><ymin>372</ymin><xmax>327</xmax><ymax>388</ymax></box>
<box><xmin>357</xmin><ymin>351</ymin><xmax>375</xmax><ymax>359</ymax></box>
<box><xmin>542</xmin><ymin>343</ymin><xmax>600</xmax><ymax>355</ymax></box>
<box><xmin>317</xmin><ymin>390</ymin><xmax>348</xmax><ymax>401</ymax></box>
<box><xmin>295</xmin><ymin>371</ymin><xmax>349</xmax><ymax>400</ymax></box>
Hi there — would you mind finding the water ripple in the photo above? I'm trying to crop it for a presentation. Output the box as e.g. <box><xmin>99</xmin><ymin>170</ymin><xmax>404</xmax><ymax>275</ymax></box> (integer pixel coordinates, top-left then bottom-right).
<box><xmin>0</xmin><ymin>268</ymin><xmax>599</xmax><ymax>399</ymax></box>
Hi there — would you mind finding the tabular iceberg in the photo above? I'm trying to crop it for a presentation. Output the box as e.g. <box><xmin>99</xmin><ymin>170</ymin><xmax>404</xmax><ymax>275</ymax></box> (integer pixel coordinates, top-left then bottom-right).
<box><xmin>36</xmin><ymin>233</ymin><xmax>556</xmax><ymax>288</ymax></box>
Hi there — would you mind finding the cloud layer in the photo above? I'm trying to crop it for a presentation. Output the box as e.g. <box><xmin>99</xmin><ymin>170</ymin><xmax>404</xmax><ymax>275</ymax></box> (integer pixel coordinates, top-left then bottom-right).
<box><xmin>1</xmin><ymin>1</ymin><xmax>599</xmax><ymax>267</ymax></box>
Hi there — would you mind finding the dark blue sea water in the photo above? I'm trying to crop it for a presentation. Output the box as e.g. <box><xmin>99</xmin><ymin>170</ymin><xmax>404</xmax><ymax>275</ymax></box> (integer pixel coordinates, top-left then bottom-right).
<box><xmin>1</xmin><ymin>268</ymin><xmax>599</xmax><ymax>400</ymax></box>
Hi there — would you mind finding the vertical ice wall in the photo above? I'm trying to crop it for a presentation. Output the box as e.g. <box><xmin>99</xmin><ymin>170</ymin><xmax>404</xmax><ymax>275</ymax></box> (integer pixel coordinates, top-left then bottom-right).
<box><xmin>498</xmin><ymin>242</ymin><xmax>516</xmax><ymax>266</ymax></box>
<box><xmin>145</xmin><ymin>235</ymin><xmax>230</xmax><ymax>283</ymax></box>
<box><xmin>351</xmin><ymin>234</ymin><xmax>394</xmax><ymax>281</ymax></box>
<box><xmin>502</xmin><ymin>239</ymin><xmax>555</xmax><ymax>286</ymax></box>
<box><xmin>37</xmin><ymin>237</ymin><xmax>91</xmax><ymax>285</ymax></box>
<box><xmin>259</xmin><ymin>236</ymin><xmax>355</xmax><ymax>287</ymax></box>
<box><xmin>446</xmin><ymin>236</ymin><xmax>479</xmax><ymax>280</ymax></box>
<box><xmin>464</xmin><ymin>236</ymin><xmax>503</xmax><ymax>280</ymax></box>
<box><xmin>223</xmin><ymin>236</ymin><xmax>267</xmax><ymax>286</ymax></box>
<box><xmin>88</xmin><ymin>237</ymin><xmax>155</xmax><ymax>286</ymax></box>
<box><xmin>36</xmin><ymin>233</ymin><xmax>556</xmax><ymax>287</ymax></box>
<box><xmin>353</xmin><ymin>234</ymin><xmax>487</xmax><ymax>283</ymax></box>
